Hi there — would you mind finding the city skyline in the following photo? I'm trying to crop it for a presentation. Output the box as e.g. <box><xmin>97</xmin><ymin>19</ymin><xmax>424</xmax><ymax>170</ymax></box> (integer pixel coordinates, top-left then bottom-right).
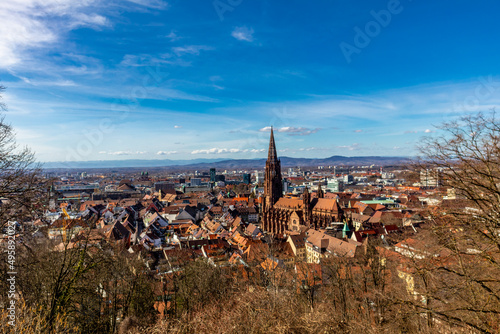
<box><xmin>1</xmin><ymin>0</ymin><xmax>500</xmax><ymax>162</ymax></box>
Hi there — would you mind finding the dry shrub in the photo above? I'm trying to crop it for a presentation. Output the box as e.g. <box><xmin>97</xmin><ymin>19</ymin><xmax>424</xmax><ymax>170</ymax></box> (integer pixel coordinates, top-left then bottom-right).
<box><xmin>0</xmin><ymin>299</ymin><xmax>77</xmax><ymax>333</ymax></box>
<box><xmin>128</xmin><ymin>288</ymin><xmax>363</xmax><ymax>334</ymax></box>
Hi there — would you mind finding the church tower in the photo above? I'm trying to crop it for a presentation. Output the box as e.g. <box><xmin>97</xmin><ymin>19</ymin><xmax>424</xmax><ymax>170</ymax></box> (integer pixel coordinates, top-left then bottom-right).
<box><xmin>317</xmin><ymin>181</ymin><xmax>324</xmax><ymax>199</ymax></box>
<box><xmin>303</xmin><ymin>186</ymin><xmax>311</xmax><ymax>226</ymax></box>
<box><xmin>264</xmin><ymin>127</ymin><xmax>283</xmax><ymax>209</ymax></box>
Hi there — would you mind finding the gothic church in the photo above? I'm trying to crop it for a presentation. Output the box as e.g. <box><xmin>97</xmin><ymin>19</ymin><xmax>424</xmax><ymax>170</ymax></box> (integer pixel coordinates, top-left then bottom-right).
<box><xmin>261</xmin><ymin>128</ymin><xmax>344</xmax><ymax>235</ymax></box>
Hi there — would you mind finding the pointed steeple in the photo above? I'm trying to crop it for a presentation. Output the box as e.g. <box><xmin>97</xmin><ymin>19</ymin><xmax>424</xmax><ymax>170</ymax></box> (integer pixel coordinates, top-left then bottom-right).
<box><xmin>303</xmin><ymin>186</ymin><xmax>310</xmax><ymax>204</ymax></box>
<box><xmin>317</xmin><ymin>182</ymin><xmax>324</xmax><ymax>198</ymax></box>
<box><xmin>267</xmin><ymin>127</ymin><xmax>278</xmax><ymax>162</ymax></box>
<box><xmin>264</xmin><ymin>126</ymin><xmax>282</xmax><ymax>210</ymax></box>
<box><xmin>342</xmin><ymin>221</ymin><xmax>350</xmax><ymax>239</ymax></box>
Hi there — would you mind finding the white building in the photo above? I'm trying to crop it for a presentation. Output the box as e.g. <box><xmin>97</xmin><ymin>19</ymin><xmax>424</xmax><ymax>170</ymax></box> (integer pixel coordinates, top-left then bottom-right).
<box><xmin>255</xmin><ymin>170</ymin><xmax>264</xmax><ymax>183</ymax></box>
<box><xmin>327</xmin><ymin>178</ymin><xmax>344</xmax><ymax>192</ymax></box>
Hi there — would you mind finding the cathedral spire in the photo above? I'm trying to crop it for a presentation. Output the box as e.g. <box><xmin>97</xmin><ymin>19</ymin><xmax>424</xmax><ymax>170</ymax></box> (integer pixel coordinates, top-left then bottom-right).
<box><xmin>264</xmin><ymin>126</ymin><xmax>282</xmax><ymax>210</ymax></box>
<box><xmin>317</xmin><ymin>181</ymin><xmax>324</xmax><ymax>198</ymax></box>
<box><xmin>268</xmin><ymin>127</ymin><xmax>278</xmax><ymax>162</ymax></box>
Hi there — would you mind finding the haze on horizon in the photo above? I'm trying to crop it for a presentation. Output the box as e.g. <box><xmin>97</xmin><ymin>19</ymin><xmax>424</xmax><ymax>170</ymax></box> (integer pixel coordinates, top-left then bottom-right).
<box><xmin>1</xmin><ymin>0</ymin><xmax>499</xmax><ymax>162</ymax></box>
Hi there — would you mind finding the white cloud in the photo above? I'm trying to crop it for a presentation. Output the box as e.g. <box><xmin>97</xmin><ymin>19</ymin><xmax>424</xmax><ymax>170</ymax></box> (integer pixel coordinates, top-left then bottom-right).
<box><xmin>16</xmin><ymin>77</ymin><xmax>77</xmax><ymax>87</ymax></box>
<box><xmin>424</xmin><ymin>129</ymin><xmax>433</xmax><ymax>133</ymax></box>
<box><xmin>191</xmin><ymin>147</ymin><xmax>247</xmax><ymax>154</ymax></box>
<box><xmin>337</xmin><ymin>143</ymin><xmax>360</xmax><ymax>151</ymax></box>
<box><xmin>119</xmin><ymin>53</ymin><xmax>183</xmax><ymax>67</ymax></box>
<box><xmin>108</xmin><ymin>151</ymin><xmax>147</xmax><ymax>155</ymax></box>
<box><xmin>157</xmin><ymin>151</ymin><xmax>177</xmax><ymax>155</ymax></box>
<box><xmin>166</xmin><ymin>30</ymin><xmax>181</xmax><ymax>41</ymax></box>
<box><xmin>0</xmin><ymin>0</ymin><xmax>166</xmax><ymax>70</ymax></box>
<box><xmin>298</xmin><ymin>147</ymin><xmax>321</xmax><ymax>152</ymax></box>
<box><xmin>278</xmin><ymin>127</ymin><xmax>300</xmax><ymax>133</ymax></box>
<box><xmin>126</xmin><ymin>0</ymin><xmax>169</xmax><ymax>9</ymax></box>
<box><xmin>0</xmin><ymin>3</ymin><xmax>56</xmax><ymax>68</ymax></box>
<box><xmin>243</xmin><ymin>79</ymin><xmax>500</xmax><ymax>127</ymax></box>
<box><xmin>174</xmin><ymin>125</ymin><xmax>182</xmax><ymax>128</ymax></box>
<box><xmin>172</xmin><ymin>45</ymin><xmax>213</xmax><ymax>56</ymax></box>
<box><xmin>190</xmin><ymin>147</ymin><xmax>265</xmax><ymax>155</ymax></box>
<box><xmin>259</xmin><ymin>126</ymin><xmax>320</xmax><ymax>136</ymax></box>
<box><xmin>70</xmin><ymin>13</ymin><xmax>110</xmax><ymax>29</ymax></box>
<box><xmin>209</xmin><ymin>75</ymin><xmax>223</xmax><ymax>82</ymax></box>
<box><xmin>231</xmin><ymin>27</ymin><xmax>254</xmax><ymax>42</ymax></box>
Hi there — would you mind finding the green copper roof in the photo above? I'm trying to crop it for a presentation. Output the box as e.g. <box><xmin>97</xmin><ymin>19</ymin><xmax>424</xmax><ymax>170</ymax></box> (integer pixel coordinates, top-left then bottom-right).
<box><xmin>360</xmin><ymin>200</ymin><xmax>396</xmax><ymax>205</ymax></box>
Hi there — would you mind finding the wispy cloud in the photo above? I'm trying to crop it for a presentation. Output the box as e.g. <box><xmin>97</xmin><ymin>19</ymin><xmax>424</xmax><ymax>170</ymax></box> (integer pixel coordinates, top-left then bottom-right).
<box><xmin>0</xmin><ymin>0</ymin><xmax>170</xmax><ymax>70</ymax></box>
<box><xmin>100</xmin><ymin>151</ymin><xmax>148</xmax><ymax>155</ymax></box>
<box><xmin>0</xmin><ymin>1</ymin><xmax>111</xmax><ymax>69</ymax></box>
<box><xmin>191</xmin><ymin>147</ymin><xmax>264</xmax><ymax>154</ymax></box>
<box><xmin>259</xmin><ymin>126</ymin><xmax>320</xmax><ymax>136</ymax></box>
<box><xmin>192</xmin><ymin>148</ymin><xmax>239</xmax><ymax>154</ymax></box>
<box><xmin>278</xmin><ymin>147</ymin><xmax>325</xmax><ymax>154</ymax></box>
<box><xmin>15</xmin><ymin>77</ymin><xmax>77</xmax><ymax>87</ymax></box>
<box><xmin>157</xmin><ymin>151</ymin><xmax>178</xmax><ymax>155</ymax></box>
<box><xmin>166</xmin><ymin>30</ymin><xmax>181</xmax><ymax>41</ymax></box>
<box><xmin>231</xmin><ymin>27</ymin><xmax>254</xmax><ymax>42</ymax></box>
<box><xmin>172</xmin><ymin>45</ymin><xmax>213</xmax><ymax>56</ymax></box>
<box><xmin>336</xmin><ymin>143</ymin><xmax>360</xmax><ymax>151</ymax></box>
<box><xmin>125</xmin><ymin>0</ymin><xmax>169</xmax><ymax>10</ymax></box>
<box><xmin>298</xmin><ymin>147</ymin><xmax>321</xmax><ymax>151</ymax></box>
<box><xmin>69</xmin><ymin>13</ymin><xmax>110</xmax><ymax>29</ymax></box>
<box><xmin>118</xmin><ymin>53</ymin><xmax>191</xmax><ymax>68</ymax></box>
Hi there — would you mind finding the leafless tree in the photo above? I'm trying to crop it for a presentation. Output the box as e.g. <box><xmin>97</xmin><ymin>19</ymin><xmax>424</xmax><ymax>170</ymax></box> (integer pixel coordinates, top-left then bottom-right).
<box><xmin>0</xmin><ymin>85</ymin><xmax>45</xmax><ymax>229</ymax></box>
<box><xmin>413</xmin><ymin>111</ymin><xmax>500</xmax><ymax>333</ymax></box>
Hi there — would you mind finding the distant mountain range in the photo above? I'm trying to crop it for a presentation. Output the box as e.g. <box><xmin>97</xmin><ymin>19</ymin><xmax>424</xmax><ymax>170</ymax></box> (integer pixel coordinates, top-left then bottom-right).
<box><xmin>42</xmin><ymin>156</ymin><xmax>413</xmax><ymax>170</ymax></box>
<box><xmin>42</xmin><ymin>158</ymin><xmax>226</xmax><ymax>169</ymax></box>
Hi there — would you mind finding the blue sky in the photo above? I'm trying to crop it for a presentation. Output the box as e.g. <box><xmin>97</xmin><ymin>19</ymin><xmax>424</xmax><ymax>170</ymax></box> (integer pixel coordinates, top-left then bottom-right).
<box><xmin>1</xmin><ymin>0</ymin><xmax>500</xmax><ymax>162</ymax></box>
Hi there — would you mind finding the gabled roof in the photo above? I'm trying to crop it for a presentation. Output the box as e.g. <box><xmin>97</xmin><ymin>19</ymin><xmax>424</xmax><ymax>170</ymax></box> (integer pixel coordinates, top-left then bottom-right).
<box><xmin>231</xmin><ymin>217</ymin><xmax>242</xmax><ymax>228</ymax></box>
<box><xmin>274</xmin><ymin>198</ymin><xmax>303</xmax><ymax>210</ymax></box>
<box><xmin>104</xmin><ymin>221</ymin><xmax>131</xmax><ymax>241</ymax></box>
<box><xmin>311</xmin><ymin>198</ymin><xmax>341</xmax><ymax>212</ymax></box>
<box><xmin>117</xmin><ymin>183</ymin><xmax>135</xmax><ymax>191</ymax></box>
<box><xmin>349</xmin><ymin>213</ymin><xmax>371</xmax><ymax>223</ymax></box>
<box><xmin>306</xmin><ymin>229</ymin><xmax>357</xmax><ymax>258</ymax></box>
<box><xmin>176</xmin><ymin>210</ymin><xmax>195</xmax><ymax>222</ymax></box>
<box><xmin>245</xmin><ymin>223</ymin><xmax>262</xmax><ymax>237</ymax></box>
<box><xmin>288</xmin><ymin>234</ymin><xmax>306</xmax><ymax>248</ymax></box>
